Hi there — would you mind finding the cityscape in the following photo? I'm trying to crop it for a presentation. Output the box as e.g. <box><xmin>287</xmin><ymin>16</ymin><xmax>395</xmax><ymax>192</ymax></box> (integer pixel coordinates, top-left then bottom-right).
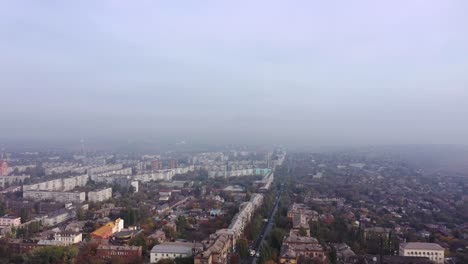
<box><xmin>1</xmin><ymin>1</ymin><xmax>468</xmax><ymax>264</ymax></box>
<box><xmin>0</xmin><ymin>146</ymin><xmax>466</xmax><ymax>264</ymax></box>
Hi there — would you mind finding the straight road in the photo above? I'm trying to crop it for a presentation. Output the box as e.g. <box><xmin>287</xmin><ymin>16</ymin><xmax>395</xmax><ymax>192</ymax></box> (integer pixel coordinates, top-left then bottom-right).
<box><xmin>249</xmin><ymin>184</ymin><xmax>283</xmax><ymax>264</ymax></box>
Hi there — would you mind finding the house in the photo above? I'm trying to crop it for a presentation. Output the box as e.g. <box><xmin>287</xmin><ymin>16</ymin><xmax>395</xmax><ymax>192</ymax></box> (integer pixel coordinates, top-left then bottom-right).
<box><xmin>148</xmin><ymin>230</ymin><xmax>166</xmax><ymax>243</ymax></box>
<box><xmin>0</xmin><ymin>215</ymin><xmax>21</xmax><ymax>227</ymax></box>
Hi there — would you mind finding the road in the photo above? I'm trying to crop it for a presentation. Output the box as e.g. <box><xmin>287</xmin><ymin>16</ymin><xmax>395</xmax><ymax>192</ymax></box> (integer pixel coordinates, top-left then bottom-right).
<box><xmin>249</xmin><ymin>184</ymin><xmax>283</xmax><ymax>264</ymax></box>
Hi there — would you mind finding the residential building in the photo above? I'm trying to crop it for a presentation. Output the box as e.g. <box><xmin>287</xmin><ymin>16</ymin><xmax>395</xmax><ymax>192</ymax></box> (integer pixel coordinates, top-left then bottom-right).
<box><xmin>0</xmin><ymin>215</ymin><xmax>21</xmax><ymax>227</ymax></box>
<box><xmin>23</xmin><ymin>190</ymin><xmax>86</xmax><ymax>203</ymax></box>
<box><xmin>280</xmin><ymin>234</ymin><xmax>326</xmax><ymax>263</ymax></box>
<box><xmin>0</xmin><ymin>175</ymin><xmax>30</xmax><ymax>188</ymax></box>
<box><xmin>170</xmin><ymin>159</ymin><xmax>178</xmax><ymax>169</ymax></box>
<box><xmin>7</xmin><ymin>239</ymin><xmax>43</xmax><ymax>255</ymax></box>
<box><xmin>23</xmin><ymin>174</ymin><xmax>88</xmax><ymax>192</ymax></box>
<box><xmin>88</xmin><ymin>188</ymin><xmax>112</xmax><ymax>202</ymax></box>
<box><xmin>43</xmin><ymin>209</ymin><xmax>75</xmax><ymax>226</ymax></box>
<box><xmin>97</xmin><ymin>245</ymin><xmax>142</xmax><ymax>263</ymax></box>
<box><xmin>399</xmin><ymin>242</ymin><xmax>445</xmax><ymax>264</ymax></box>
<box><xmin>195</xmin><ymin>233</ymin><xmax>233</xmax><ymax>264</ymax></box>
<box><xmin>54</xmin><ymin>231</ymin><xmax>82</xmax><ymax>245</ymax></box>
<box><xmin>151</xmin><ymin>160</ymin><xmax>163</xmax><ymax>171</ymax></box>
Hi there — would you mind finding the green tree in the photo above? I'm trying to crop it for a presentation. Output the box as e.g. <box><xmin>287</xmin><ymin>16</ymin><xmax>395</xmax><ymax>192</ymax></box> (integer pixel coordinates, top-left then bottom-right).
<box><xmin>299</xmin><ymin>227</ymin><xmax>308</xmax><ymax>236</ymax></box>
<box><xmin>268</xmin><ymin>228</ymin><xmax>285</xmax><ymax>250</ymax></box>
<box><xmin>236</xmin><ymin>239</ymin><xmax>249</xmax><ymax>258</ymax></box>
<box><xmin>29</xmin><ymin>246</ymin><xmax>78</xmax><ymax>264</ymax></box>
<box><xmin>130</xmin><ymin>234</ymin><xmax>148</xmax><ymax>256</ymax></box>
<box><xmin>174</xmin><ymin>256</ymin><xmax>193</xmax><ymax>264</ymax></box>
<box><xmin>20</xmin><ymin>208</ymin><xmax>29</xmax><ymax>223</ymax></box>
<box><xmin>329</xmin><ymin>247</ymin><xmax>337</xmax><ymax>264</ymax></box>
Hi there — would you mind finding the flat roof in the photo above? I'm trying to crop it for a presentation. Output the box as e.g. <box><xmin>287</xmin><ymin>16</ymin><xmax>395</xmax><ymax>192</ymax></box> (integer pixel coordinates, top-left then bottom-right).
<box><xmin>151</xmin><ymin>242</ymin><xmax>197</xmax><ymax>254</ymax></box>
<box><xmin>401</xmin><ymin>242</ymin><xmax>444</xmax><ymax>250</ymax></box>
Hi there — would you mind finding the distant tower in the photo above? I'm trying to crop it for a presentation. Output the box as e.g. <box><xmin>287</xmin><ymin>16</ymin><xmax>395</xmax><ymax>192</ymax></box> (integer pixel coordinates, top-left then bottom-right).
<box><xmin>80</xmin><ymin>138</ymin><xmax>86</xmax><ymax>156</ymax></box>
<box><xmin>0</xmin><ymin>151</ymin><xmax>9</xmax><ymax>176</ymax></box>
<box><xmin>151</xmin><ymin>160</ymin><xmax>163</xmax><ymax>171</ymax></box>
<box><xmin>170</xmin><ymin>159</ymin><xmax>178</xmax><ymax>169</ymax></box>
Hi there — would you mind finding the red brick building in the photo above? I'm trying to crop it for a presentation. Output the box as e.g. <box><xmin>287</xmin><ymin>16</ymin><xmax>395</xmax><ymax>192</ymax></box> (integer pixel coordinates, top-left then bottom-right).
<box><xmin>97</xmin><ymin>245</ymin><xmax>142</xmax><ymax>263</ymax></box>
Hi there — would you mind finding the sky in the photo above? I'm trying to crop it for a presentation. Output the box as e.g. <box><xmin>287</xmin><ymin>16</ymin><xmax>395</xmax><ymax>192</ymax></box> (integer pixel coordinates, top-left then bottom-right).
<box><xmin>1</xmin><ymin>1</ymin><xmax>468</xmax><ymax>149</ymax></box>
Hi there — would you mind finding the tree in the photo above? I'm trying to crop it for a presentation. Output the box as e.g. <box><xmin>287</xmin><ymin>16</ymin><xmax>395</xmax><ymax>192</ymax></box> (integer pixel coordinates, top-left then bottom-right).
<box><xmin>299</xmin><ymin>227</ymin><xmax>308</xmax><ymax>236</ymax></box>
<box><xmin>77</xmin><ymin>208</ymin><xmax>86</xmax><ymax>221</ymax></box>
<box><xmin>268</xmin><ymin>228</ymin><xmax>285</xmax><ymax>250</ymax></box>
<box><xmin>20</xmin><ymin>208</ymin><xmax>29</xmax><ymax>223</ymax></box>
<box><xmin>130</xmin><ymin>234</ymin><xmax>148</xmax><ymax>256</ymax></box>
<box><xmin>29</xmin><ymin>246</ymin><xmax>78</xmax><ymax>264</ymax></box>
<box><xmin>329</xmin><ymin>247</ymin><xmax>337</xmax><ymax>264</ymax></box>
<box><xmin>174</xmin><ymin>256</ymin><xmax>193</xmax><ymax>264</ymax></box>
<box><xmin>236</xmin><ymin>239</ymin><xmax>249</xmax><ymax>258</ymax></box>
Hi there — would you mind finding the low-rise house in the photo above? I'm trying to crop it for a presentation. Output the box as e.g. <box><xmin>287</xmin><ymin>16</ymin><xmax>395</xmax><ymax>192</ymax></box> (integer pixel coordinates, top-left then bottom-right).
<box><xmin>148</xmin><ymin>230</ymin><xmax>166</xmax><ymax>243</ymax></box>
<box><xmin>150</xmin><ymin>241</ymin><xmax>202</xmax><ymax>263</ymax></box>
<box><xmin>0</xmin><ymin>215</ymin><xmax>21</xmax><ymax>227</ymax></box>
<box><xmin>399</xmin><ymin>242</ymin><xmax>444</xmax><ymax>264</ymax></box>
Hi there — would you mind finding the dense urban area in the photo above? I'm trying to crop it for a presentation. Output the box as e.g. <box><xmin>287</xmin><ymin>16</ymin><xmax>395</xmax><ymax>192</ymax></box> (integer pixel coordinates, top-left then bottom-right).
<box><xmin>0</xmin><ymin>147</ymin><xmax>466</xmax><ymax>264</ymax></box>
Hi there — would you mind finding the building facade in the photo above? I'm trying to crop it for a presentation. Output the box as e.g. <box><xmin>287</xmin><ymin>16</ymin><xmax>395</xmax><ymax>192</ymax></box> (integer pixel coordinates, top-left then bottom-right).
<box><xmin>150</xmin><ymin>242</ymin><xmax>202</xmax><ymax>263</ymax></box>
<box><xmin>399</xmin><ymin>242</ymin><xmax>445</xmax><ymax>264</ymax></box>
<box><xmin>97</xmin><ymin>245</ymin><xmax>142</xmax><ymax>263</ymax></box>
<box><xmin>23</xmin><ymin>190</ymin><xmax>86</xmax><ymax>203</ymax></box>
<box><xmin>0</xmin><ymin>215</ymin><xmax>21</xmax><ymax>227</ymax></box>
<box><xmin>54</xmin><ymin>231</ymin><xmax>82</xmax><ymax>245</ymax></box>
<box><xmin>88</xmin><ymin>188</ymin><xmax>112</xmax><ymax>202</ymax></box>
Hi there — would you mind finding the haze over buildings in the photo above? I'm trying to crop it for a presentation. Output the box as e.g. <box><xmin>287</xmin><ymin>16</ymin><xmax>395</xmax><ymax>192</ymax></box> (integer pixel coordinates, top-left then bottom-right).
<box><xmin>1</xmin><ymin>1</ymin><xmax>468</xmax><ymax>149</ymax></box>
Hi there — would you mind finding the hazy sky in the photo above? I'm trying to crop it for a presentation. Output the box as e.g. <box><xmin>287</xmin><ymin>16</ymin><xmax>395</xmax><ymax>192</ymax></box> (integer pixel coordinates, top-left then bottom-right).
<box><xmin>1</xmin><ymin>1</ymin><xmax>467</xmax><ymax>148</ymax></box>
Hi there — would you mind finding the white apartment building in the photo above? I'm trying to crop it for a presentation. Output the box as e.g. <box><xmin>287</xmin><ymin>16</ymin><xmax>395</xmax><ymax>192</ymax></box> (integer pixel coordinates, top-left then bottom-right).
<box><xmin>23</xmin><ymin>190</ymin><xmax>86</xmax><ymax>203</ymax></box>
<box><xmin>0</xmin><ymin>175</ymin><xmax>30</xmax><ymax>188</ymax></box>
<box><xmin>87</xmin><ymin>164</ymin><xmax>124</xmax><ymax>175</ymax></box>
<box><xmin>0</xmin><ymin>215</ymin><xmax>21</xmax><ymax>227</ymax></box>
<box><xmin>399</xmin><ymin>242</ymin><xmax>445</xmax><ymax>264</ymax></box>
<box><xmin>88</xmin><ymin>188</ymin><xmax>112</xmax><ymax>202</ymax></box>
<box><xmin>54</xmin><ymin>231</ymin><xmax>82</xmax><ymax>245</ymax></box>
<box><xmin>23</xmin><ymin>174</ymin><xmax>88</xmax><ymax>192</ymax></box>
<box><xmin>43</xmin><ymin>209</ymin><xmax>75</xmax><ymax>226</ymax></box>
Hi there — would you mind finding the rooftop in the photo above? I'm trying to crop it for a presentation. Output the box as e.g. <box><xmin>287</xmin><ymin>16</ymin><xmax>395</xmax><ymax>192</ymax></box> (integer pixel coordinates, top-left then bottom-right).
<box><xmin>401</xmin><ymin>242</ymin><xmax>444</xmax><ymax>251</ymax></box>
<box><xmin>151</xmin><ymin>242</ymin><xmax>199</xmax><ymax>254</ymax></box>
<box><xmin>98</xmin><ymin>245</ymin><xmax>142</xmax><ymax>251</ymax></box>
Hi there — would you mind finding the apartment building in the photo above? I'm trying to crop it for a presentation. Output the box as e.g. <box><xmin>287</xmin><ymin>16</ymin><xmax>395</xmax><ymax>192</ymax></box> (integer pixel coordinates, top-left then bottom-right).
<box><xmin>88</xmin><ymin>188</ymin><xmax>112</xmax><ymax>202</ymax></box>
<box><xmin>23</xmin><ymin>190</ymin><xmax>85</xmax><ymax>203</ymax></box>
